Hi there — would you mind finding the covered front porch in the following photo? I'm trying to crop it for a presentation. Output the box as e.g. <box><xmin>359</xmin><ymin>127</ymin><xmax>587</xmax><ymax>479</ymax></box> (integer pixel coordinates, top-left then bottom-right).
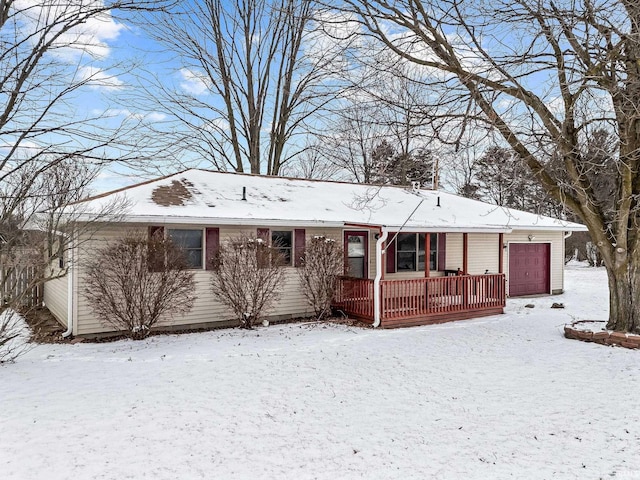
<box><xmin>332</xmin><ymin>273</ymin><xmax>506</xmax><ymax>328</ymax></box>
<box><xmin>333</xmin><ymin>226</ymin><xmax>508</xmax><ymax>328</ymax></box>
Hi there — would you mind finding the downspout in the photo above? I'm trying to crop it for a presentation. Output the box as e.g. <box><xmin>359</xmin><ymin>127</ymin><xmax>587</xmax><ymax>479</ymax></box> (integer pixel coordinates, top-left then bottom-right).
<box><xmin>564</xmin><ymin>231</ymin><xmax>572</xmax><ymax>239</ymax></box>
<box><xmin>62</xmin><ymin>233</ymin><xmax>74</xmax><ymax>338</ymax></box>
<box><xmin>373</xmin><ymin>228</ymin><xmax>389</xmax><ymax>328</ymax></box>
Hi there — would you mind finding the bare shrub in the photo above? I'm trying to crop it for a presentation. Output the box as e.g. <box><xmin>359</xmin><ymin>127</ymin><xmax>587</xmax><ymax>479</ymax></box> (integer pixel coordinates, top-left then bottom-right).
<box><xmin>297</xmin><ymin>235</ymin><xmax>344</xmax><ymax>319</ymax></box>
<box><xmin>83</xmin><ymin>232</ymin><xmax>196</xmax><ymax>340</ymax></box>
<box><xmin>0</xmin><ymin>309</ymin><xmax>31</xmax><ymax>364</ymax></box>
<box><xmin>210</xmin><ymin>235</ymin><xmax>285</xmax><ymax>329</ymax></box>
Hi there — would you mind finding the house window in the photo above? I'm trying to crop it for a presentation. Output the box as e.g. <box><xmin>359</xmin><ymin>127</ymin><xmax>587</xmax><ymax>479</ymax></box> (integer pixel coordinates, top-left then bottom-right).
<box><xmin>167</xmin><ymin>229</ymin><xmax>203</xmax><ymax>269</ymax></box>
<box><xmin>396</xmin><ymin>233</ymin><xmax>428</xmax><ymax>272</ymax></box>
<box><xmin>387</xmin><ymin>232</ymin><xmax>443</xmax><ymax>273</ymax></box>
<box><xmin>397</xmin><ymin>233</ymin><xmax>417</xmax><ymax>271</ymax></box>
<box><xmin>57</xmin><ymin>236</ymin><xmax>65</xmax><ymax>269</ymax></box>
<box><xmin>271</xmin><ymin>231</ymin><xmax>292</xmax><ymax>265</ymax></box>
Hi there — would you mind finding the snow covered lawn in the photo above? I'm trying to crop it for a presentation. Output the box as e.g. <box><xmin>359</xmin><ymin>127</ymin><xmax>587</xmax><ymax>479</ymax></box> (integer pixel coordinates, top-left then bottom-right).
<box><xmin>2</xmin><ymin>265</ymin><xmax>639</xmax><ymax>479</ymax></box>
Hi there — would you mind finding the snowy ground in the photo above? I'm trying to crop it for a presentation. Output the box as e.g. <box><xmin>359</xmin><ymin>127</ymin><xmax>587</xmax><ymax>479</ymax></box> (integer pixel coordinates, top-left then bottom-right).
<box><xmin>2</xmin><ymin>265</ymin><xmax>639</xmax><ymax>480</ymax></box>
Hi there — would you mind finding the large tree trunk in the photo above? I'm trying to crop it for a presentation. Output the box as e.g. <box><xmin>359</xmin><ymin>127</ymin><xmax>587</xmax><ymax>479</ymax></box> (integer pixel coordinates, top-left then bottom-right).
<box><xmin>605</xmin><ymin>258</ymin><xmax>640</xmax><ymax>333</ymax></box>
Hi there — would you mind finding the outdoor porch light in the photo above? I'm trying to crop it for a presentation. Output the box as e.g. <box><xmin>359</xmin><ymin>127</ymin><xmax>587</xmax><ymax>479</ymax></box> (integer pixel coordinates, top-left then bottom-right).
<box><xmin>528</xmin><ymin>234</ymin><xmax>536</xmax><ymax>241</ymax></box>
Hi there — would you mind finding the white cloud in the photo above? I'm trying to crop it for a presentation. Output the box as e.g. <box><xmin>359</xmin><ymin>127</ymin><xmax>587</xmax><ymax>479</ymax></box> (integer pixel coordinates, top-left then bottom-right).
<box><xmin>14</xmin><ymin>0</ymin><xmax>125</xmax><ymax>61</ymax></box>
<box><xmin>78</xmin><ymin>66</ymin><xmax>124</xmax><ymax>90</ymax></box>
<box><xmin>99</xmin><ymin>108</ymin><xmax>168</xmax><ymax>122</ymax></box>
<box><xmin>179</xmin><ymin>69</ymin><xmax>212</xmax><ymax>95</ymax></box>
<box><xmin>0</xmin><ymin>140</ymin><xmax>45</xmax><ymax>160</ymax></box>
<box><xmin>202</xmin><ymin>118</ymin><xmax>230</xmax><ymax>133</ymax></box>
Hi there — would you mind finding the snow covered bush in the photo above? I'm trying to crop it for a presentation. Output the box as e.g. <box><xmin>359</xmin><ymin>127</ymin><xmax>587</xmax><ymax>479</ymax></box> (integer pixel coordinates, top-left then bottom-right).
<box><xmin>0</xmin><ymin>309</ymin><xmax>31</xmax><ymax>363</ymax></box>
<box><xmin>83</xmin><ymin>232</ymin><xmax>196</xmax><ymax>340</ymax></box>
<box><xmin>209</xmin><ymin>234</ymin><xmax>285</xmax><ymax>329</ymax></box>
<box><xmin>297</xmin><ymin>235</ymin><xmax>343</xmax><ymax>319</ymax></box>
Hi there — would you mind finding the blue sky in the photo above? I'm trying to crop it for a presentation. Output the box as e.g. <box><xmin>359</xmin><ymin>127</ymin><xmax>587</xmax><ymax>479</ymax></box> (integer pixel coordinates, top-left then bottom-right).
<box><xmin>26</xmin><ymin>0</ymin><xmax>577</xmax><ymax>196</ymax></box>
<box><xmin>30</xmin><ymin>1</ymin><xmax>460</xmax><ymax>195</ymax></box>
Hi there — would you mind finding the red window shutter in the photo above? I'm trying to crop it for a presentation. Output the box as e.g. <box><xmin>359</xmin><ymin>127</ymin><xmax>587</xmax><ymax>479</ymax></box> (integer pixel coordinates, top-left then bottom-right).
<box><xmin>437</xmin><ymin>233</ymin><xmax>447</xmax><ymax>271</ymax></box>
<box><xmin>149</xmin><ymin>225</ymin><xmax>164</xmax><ymax>239</ymax></box>
<box><xmin>205</xmin><ymin>228</ymin><xmax>220</xmax><ymax>270</ymax></box>
<box><xmin>257</xmin><ymin>228</ymin><xmax>270</xmax><ymax>268</ymax></box>
<box><xmin>257</xmin><ymin>228</ymin><xmax>270</xmax><ymax>243</ymax></box>
<box><xmin>386</xmin><ymin>233</ymin><xmax>396</xmax><ymax>273</ymax></box>
<box><xmin>148</xmin><ymin>226</ymin><xmax>165</xmax><ymax>272</ymax></box>
<box><xmin>294</xmin><ymin>229</ymin><xmax>305</xmax><ymax>267</ymax></box>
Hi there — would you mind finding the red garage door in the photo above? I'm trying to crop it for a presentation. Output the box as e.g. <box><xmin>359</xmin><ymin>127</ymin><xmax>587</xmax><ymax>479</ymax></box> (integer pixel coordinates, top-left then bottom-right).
<box><xmin>509</xmin><ymin>243</ymin><xmax>550</xmax><ymax>296</ymax></box>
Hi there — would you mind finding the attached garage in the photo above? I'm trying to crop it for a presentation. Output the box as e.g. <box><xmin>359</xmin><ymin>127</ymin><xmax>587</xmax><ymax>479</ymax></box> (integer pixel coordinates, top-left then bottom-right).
<box><xmin>508</xmin><ymin>243</ymin><xmax>551</xmax><ymax>296</ymax></box>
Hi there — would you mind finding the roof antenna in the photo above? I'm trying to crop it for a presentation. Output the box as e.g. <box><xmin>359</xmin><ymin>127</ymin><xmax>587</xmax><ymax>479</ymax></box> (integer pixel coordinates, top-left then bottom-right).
<box><xmin>242</xmin><ymin>186</ymin><xmax>247</xmax><ymax>201</ymax></box>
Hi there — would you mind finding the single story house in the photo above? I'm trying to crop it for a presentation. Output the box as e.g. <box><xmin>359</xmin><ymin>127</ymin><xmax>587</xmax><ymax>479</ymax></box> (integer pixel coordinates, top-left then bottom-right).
<box><xmin>44</xmin><ymin>169</ymin><xmax>586</xmax><ymax>336</ymax></box>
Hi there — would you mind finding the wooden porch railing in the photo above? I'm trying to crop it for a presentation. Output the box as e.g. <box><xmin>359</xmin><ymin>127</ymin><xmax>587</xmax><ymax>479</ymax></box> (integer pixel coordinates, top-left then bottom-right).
<box><xmin>380</xmin><ymin>274</ymin><xmax>505</xmax><ymax>321</ymax></box>
<box><xmin>332</xmin><ymin>274</ymin><xmax>506</xmax><ymax>325</ymax></box>
<box><xmin>332</xmin><ymin>276</ymin><xmax>375</xmax><ymax>321</ymax></box>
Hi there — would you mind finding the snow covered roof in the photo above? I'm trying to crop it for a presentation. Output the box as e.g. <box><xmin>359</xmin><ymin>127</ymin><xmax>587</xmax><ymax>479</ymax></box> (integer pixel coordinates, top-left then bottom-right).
<box><xmin>77</xmin><ymin>169</ymin><xmax>587</xmax><ymax>233</ymax></box>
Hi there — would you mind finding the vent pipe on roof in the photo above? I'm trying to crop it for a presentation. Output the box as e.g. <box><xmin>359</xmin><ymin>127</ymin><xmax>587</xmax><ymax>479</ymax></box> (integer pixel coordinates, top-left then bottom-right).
<box><xmin>242</xmin><ymin>186</ymin><xmax>247</xmax><ymax>201</ymax></box>
<box><xmin>437</xmin><ymin>196</ymin><xmax>441</xmax><ymax>207</ymax></box>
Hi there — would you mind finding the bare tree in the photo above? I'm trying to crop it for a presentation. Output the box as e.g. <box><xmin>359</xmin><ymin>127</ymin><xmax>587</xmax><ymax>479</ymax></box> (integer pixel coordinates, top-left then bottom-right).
<box><xmin>318</xmin><ymin>100</ymin><xmax>386</xmax><ymax>183</ymax></box>
<box><xmin>344</xmin><ymin>0</ymin><xmax>640</xmax><ymax>333</ymax></box>
<box><xmin>280</xmin><ymin>141</ymin><xmax>344</xmax><ymax>180</ymax></box>
<box><xmin>0</xmin><ymin>1</ymin><xmax>169</xmax><ymax>344</ymax></box>
<box><xmin>84</xmin><ymin>231</ymin><xmax>196</xmax><ymax>340</ymax></box>
<box><xmin>317</xmin><ymin>53</ymin><xmax>440</xmax><ymax>184</ymax></box>
<box><xmin>0</xmin><ymin>310</ymin><xmax>31</xmax><ymax>364</ymax></box>
<box><xmin>297</xmin><ymin>235</ymin><xmax>343</xmax><ymax>319</ymax></box>
<box><xmin>131</xmin><ymin>0</ymin><xmax>347</xmax><ymax>175</ymax></box>
<box><xmin>0</xmin><ymin>1</ymin><xmax>168</xmax><ymax>215</ymax></box>
<box><xmin>210</xmin><ymin>234</ymin><xmax>285</xmax><ymax>328</ymax></box>
<box><xmin>0</xmin><ymin>158</ymin><xmax>126</xmax><ymax>357</ymax></box>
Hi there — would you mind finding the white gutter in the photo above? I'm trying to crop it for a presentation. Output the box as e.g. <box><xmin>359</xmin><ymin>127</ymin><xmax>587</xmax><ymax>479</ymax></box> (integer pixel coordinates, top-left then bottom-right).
<box><xmin>71</xmin><ymin>214</ymin><xmax>346</xmax><ymax>229</ymax></box>
<box><xmin>62</xmin><ymin>233</ymin><xmax>74</xmax><ymax>338</ymax></box>
<box><xmin>373</xmin><ymin>228</ymin><xmax>389</xmax><ymax>328</ymax></box>
<box><xmin>564</xmin><ymin>231</ymin><xmax>573</xmax><ymax>239</ymax></box>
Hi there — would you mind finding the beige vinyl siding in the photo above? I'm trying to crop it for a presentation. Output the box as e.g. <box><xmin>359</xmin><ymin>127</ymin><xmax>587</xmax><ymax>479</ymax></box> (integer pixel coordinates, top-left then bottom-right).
<box><xmin>74</xmin><ymin>224</ymin><xmax>341</xmax><ymax>336</ymax></box>
<box><xmin>467</xmin><ymin>233</ymin><xmax>501</xmax><ymax>275</ymax></box>
<box><xmin>504</xmin><ymin>230</ymin><xmax>564</xmax><ymax>294</ymax></box>
<box><xmin>75</xmin><ymin>225</ymin><xmax>132</xmax><ymax>335</ymax></box>
<box><xmin>43</xmin><ymin>275</ymin><xmax>67</xmax><ymax>327</ymax></box>
<box><xmin>445</xmin><ymin>233</ymin><xmax>464</xmax><ymax>272</ymax></box>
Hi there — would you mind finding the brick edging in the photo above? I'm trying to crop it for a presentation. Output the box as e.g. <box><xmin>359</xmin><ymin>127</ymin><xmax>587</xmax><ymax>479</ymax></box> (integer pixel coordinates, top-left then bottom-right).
<box><xmin>564</xmin><ymin>321</ymin><xmax>640</xmax><ymax>349</ymax></box>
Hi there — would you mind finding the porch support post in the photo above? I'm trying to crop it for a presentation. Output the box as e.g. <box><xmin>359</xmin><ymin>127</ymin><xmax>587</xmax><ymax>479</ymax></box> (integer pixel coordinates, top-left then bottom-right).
<box><xmin>425</xmin><ymin>233</ymin><xmax>430</xmax><ymax>277</ymax></box>
<box><xmin>373</xmin><ymin>228</ymin><xmax>389</xmax><ymax>328</ymax></box>
<box><xmin>463</xmin><ymin>233</ymin><xmax>468</xmax><ymax>274</ymax></box>
<box><xmin>498</xmin><ymin>233</ymin><xmax>504</xmax><ymax>274</ymax></box>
